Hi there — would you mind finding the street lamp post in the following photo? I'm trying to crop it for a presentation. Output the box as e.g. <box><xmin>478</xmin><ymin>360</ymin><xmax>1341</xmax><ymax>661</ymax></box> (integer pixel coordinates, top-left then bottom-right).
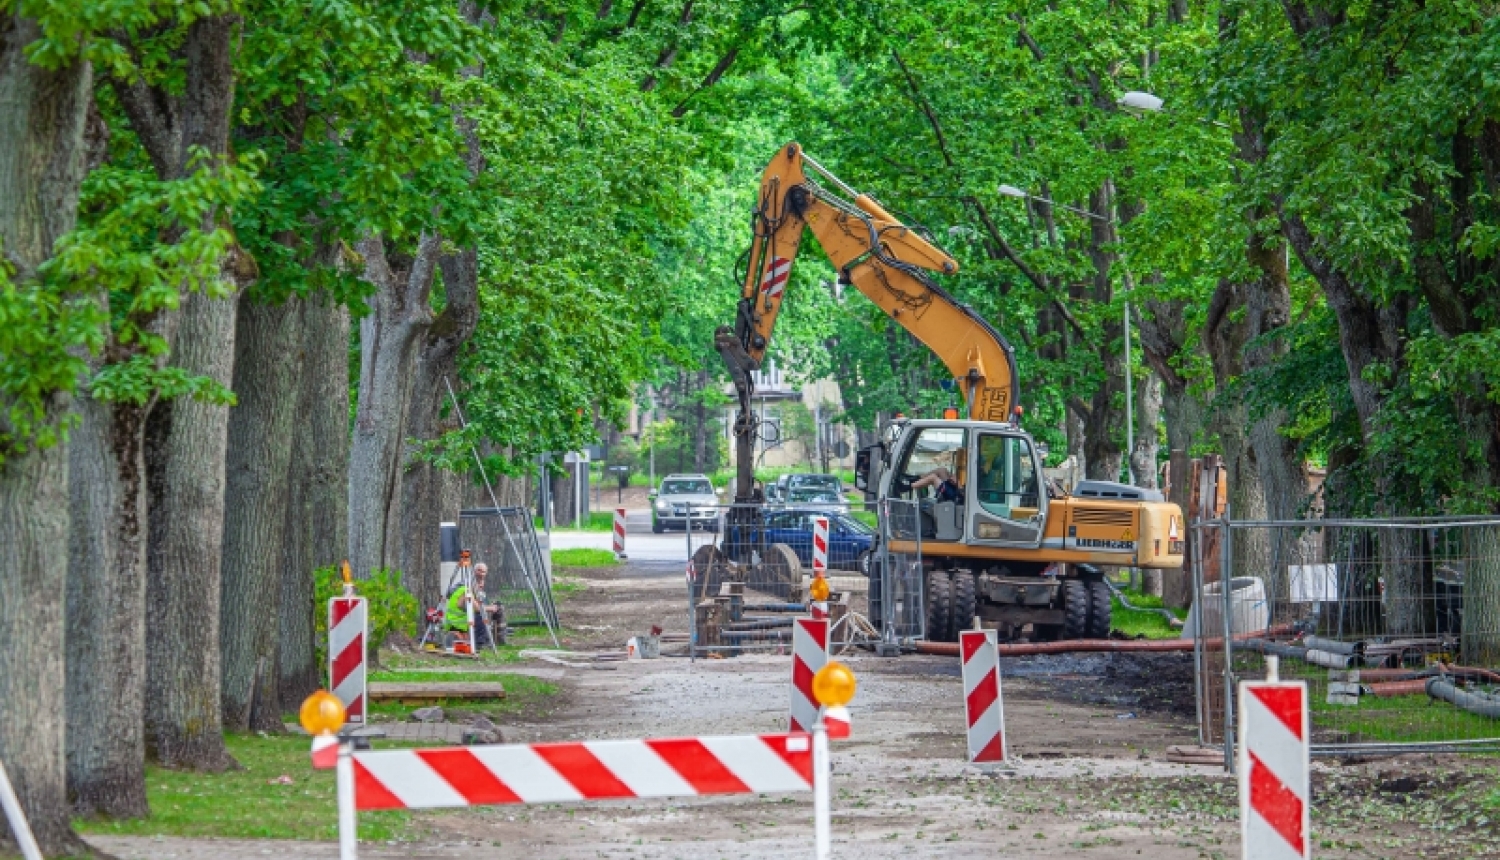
<box><xmin>996</xmin><ymin>184</ymin><xmax>1136</xmax><ymax>485</ymax></box>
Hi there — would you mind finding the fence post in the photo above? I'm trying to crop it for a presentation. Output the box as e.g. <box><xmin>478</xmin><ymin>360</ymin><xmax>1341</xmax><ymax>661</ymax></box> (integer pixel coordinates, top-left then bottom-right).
<box><xmin>1222</xmin><ymin>502</ymin><xmax>1235</xmax><ymax>772</ymax></box>
<box><xmin>0</xmin><ymin>760</ymin><xmax>43</xmax><ymax>860</ymax></box>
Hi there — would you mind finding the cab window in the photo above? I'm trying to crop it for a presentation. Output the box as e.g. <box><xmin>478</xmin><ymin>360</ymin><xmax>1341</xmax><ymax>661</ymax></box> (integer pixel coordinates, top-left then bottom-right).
<box><xmin>976</xmin><ymin>434</ymin><xmax>1039</xmax><ymax>518</ymax></box>
<box><xmin>895</xmin><ymin>428</ymin><xmax>967</xmax><ymax>501</ymax></box>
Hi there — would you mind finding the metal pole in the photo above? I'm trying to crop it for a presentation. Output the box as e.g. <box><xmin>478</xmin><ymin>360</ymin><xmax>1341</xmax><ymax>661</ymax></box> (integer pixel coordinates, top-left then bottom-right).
<box><xmin>337</xmin><ymin>743</ymin><xmax>358</xmax><ymax>860</ymax></box>
<box><xmin>813</xmin><ymin>718</ymin><xmax>831</xmax><ymax>860</ymax></box>
<box><xmin>1221</xmin><ymin>503</ymin><xmax>1235</xmax><ymax>773</ymax></box>
<box><xmin>1124</xmin><ymin>299</ymin><xmax>1135</xmax><ymax>486</ymax></box>
<box><xmin>0</xmin><ymin>759</ymin><xmax>43</xmax><ymax>860</ymax></box>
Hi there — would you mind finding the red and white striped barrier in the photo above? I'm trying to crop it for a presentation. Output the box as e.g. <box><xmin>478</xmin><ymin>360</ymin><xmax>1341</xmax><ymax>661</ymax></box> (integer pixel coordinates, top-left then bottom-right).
<box><xmin>329</xmin><ymin>596</ymin><xmax>367</xmax><ymax>724</ymax></box>
<box><xmin>613</xmin><ymin>507</ymin><xmax>627</xmax><ymax>559</ymax></box>
<box><xmin>1239</xmin><ymin>674</ymin><xmax>1310</xmax><ymax>859</ymax></box>
<box><xmin>960</xmin><ymin>630</ymin><xmax>1006</xmax><ymax>763</ymax></box>
<box><xmin>789</xmin><ymin>618</ymin><xmax>830</xmax><ymax>733</ymax></box>
<box><xmin>312</xmin><ymin>734</ymin><xmax>339</xmax><ymax>770</ymax></box>
<box><xmin>351</xmin><ymin>734</ymin><xmax>813</xmax><ymax>810</ymax></box>
<box><xmin>811</xmin><ymin>516</ymin><xmax>829</xmax><ymax>575</ymax></box>
<box><xmin>822</xmin><ymin>705</ymin><xmax>851</xmax><ymax>739</ymax></box>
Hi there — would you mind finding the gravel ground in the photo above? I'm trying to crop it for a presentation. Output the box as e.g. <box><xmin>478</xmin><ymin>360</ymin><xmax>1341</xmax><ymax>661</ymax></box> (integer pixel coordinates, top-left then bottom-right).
<box><xmin>90</xmin><ymin>562</ymin><xmax>1500</xmax><ymax>859</ymax></box>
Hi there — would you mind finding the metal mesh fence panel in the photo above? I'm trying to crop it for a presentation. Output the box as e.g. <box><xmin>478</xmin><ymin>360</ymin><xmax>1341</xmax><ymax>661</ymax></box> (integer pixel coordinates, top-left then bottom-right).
<box><xmin>459</xmin><ymin>507</ymin><xmax>558</xmax><ymax>633</ymax></box>
<box><xmin>686</xmin><ymin>503</ymin><xmax>873</xmax><ymax>656</ymax></box>
<box><xmin>878</xmin><ymin>499</ymin><xmax>925</xmax><ymax>643</ymax></box>
<box><xmin>1193</xmin><ymin>516</ymin><xmax>1500</xmax><ymax>759</ymax></box>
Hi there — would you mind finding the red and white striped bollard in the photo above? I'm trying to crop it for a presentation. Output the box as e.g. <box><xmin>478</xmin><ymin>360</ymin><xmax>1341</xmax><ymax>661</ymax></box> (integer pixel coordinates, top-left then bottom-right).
<box><xmin>328</xmin><ymin>564</ymin><xmax>367</xmax><ymax>725</ymax></box>
<box><xmin>789</xmin><ymin>617</ymin><xmax>830</xmax><ymax>733</ymax></box>
<box><xmin>960</xmin><ymin>629</ymin><xmax>1006</xmax><ymax>763</ymax></box>
<box><xmin>1239</xmin><ymin>656</ymin><xmax>1310</xmax><ymax>859</ymax></box>
<box><xmin>613</xmin><ymin>507</ymin><xmax>627</xmax><ymax>560</ymax></box>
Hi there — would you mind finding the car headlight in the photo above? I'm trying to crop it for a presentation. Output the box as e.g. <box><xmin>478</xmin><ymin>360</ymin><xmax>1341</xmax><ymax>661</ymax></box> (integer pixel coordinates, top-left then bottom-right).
<box><xmin>656</xmin><ymin>500</ymin><xmax>669</xmax><ymax>510</ymax></box>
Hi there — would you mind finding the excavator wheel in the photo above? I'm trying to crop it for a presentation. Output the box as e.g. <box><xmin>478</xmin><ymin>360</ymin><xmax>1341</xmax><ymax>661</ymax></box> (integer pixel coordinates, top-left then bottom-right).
<box><xmin>692</xmin><ymin>544</ymin><xmax>730</xmax><ymax>602</ymax></box>
<box><xmin>759</xmin><ymin>543</ymin><xmax>802</xmax><ymax>600</ymax></box>
<box><xmin>1086</xmin><ymin>579</ymin><xmax>1113</xmax><ymax>639</ymax></box>
<box><xmin>927</xmin><ymin>570</ymin><xmax>953</xmax><ymax>643</ymax></box>
<box><xmin>1062</xmin><ymin>579</ymin><xmax>1090</xmax><ymax>640</ymax></box>
<box><xmin>951</xmin><ymin>571</ymin><xmax>977</xmax><ymax>635</ymax></box>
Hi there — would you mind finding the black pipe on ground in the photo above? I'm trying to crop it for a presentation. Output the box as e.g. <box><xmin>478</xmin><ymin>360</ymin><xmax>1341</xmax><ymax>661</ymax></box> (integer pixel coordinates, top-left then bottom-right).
<box><xmin>1425</xmin><ymin>677</ymin><xmax>1500</xmax><ymax>719</ymax></box>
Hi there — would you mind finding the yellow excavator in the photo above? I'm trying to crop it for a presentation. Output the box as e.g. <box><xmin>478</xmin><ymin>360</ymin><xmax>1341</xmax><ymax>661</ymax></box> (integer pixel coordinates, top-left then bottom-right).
<box><xmin>711</xmin><ymin>143</ymin><xmax>1186</xmax><ymax>642</ymax></box>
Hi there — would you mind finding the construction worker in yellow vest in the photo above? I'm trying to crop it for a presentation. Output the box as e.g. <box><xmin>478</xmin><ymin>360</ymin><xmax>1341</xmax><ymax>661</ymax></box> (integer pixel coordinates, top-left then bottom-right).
<box><xmin>446</xmin><ymin>563</ymin><xmax>500</xmax><ymax>646</ymax></box>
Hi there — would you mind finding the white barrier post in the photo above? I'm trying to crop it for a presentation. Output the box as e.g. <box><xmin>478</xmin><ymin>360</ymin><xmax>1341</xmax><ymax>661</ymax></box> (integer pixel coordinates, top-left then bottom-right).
<box><xmin>960</xmin><ymin>629</ymin><xmax>1007</xmax><ymax>763</ymax></box>
<box><xmin>0</xmin><ymin>760</ymin><xmax>43</xmax><ymax>860</ymax></box>
<box><xmin>1239</xmin><ymin>656</ymin><xmax>1310</xmax><ymax>860</ymax></box>
<box><xmin>337</xmin><ymin>742</ymin><xmax>358</xmax><ymax>860</ymax></box>
<box><xmin>613</xmin><ymin>507</ymin><xmax>628</xmax><ymax>560</ymax></box>
<box><xmin>789</xmin><ymin>618</ymin><xmax>830</xmax><ymax>733</ymax></box>
<box><xmin>813</xmin><ymin>718</ymin><xmax>830</xmax><ymax>860</ymax></box>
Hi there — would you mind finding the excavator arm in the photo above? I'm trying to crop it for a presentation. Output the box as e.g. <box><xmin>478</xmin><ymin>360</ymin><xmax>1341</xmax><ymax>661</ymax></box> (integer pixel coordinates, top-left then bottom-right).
<box><xmin>717</xmin><ymin>142</ymin><xmax>1020</xmax><ymax>505</ymax></box>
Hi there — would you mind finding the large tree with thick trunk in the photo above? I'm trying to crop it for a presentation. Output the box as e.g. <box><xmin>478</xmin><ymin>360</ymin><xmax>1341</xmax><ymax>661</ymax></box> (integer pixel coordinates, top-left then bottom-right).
<box><xmin>0</xmin><ymin>8</ymin><xmax>97</xmax><ymax>855</ymax></box>
<box><xmin>111</xmin><ymin>11</ymin><xmax>249</xmax><ymax>771</ymax></box>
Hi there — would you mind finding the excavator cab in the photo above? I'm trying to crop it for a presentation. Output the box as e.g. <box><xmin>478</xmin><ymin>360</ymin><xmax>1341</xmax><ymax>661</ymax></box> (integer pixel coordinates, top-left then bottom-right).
<box><xmin>870</xmin><ymin>420</ymin><xmax>1048</xmax><ymax>549</ymax></box>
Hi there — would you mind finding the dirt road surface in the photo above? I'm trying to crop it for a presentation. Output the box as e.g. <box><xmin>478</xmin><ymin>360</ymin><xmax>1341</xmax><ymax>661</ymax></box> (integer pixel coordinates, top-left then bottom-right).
<box><xmin>91</xmin><ymin>561</ymin><xmax>1500</xmax><ymax>859</ymax></box>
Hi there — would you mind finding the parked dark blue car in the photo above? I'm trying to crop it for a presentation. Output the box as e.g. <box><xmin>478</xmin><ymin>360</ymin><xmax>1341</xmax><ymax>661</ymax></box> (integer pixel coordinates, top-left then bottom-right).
<box><xmin>756</xmin><ymin>508</ymin><xmax>875</xmax><ymax>575</ymax></box>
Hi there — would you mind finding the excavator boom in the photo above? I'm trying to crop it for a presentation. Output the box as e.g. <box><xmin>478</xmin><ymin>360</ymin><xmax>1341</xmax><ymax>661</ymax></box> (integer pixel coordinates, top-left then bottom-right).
<box><xmin>718</xmin><ymin>142</ymin><xmax>1019</xmax><ymax>503</ymax></box>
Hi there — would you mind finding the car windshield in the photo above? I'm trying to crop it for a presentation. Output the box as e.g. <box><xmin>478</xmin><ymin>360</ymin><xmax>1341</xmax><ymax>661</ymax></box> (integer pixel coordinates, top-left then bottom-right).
<box><xmin>661</xmin><ymin>479</ymin><xmax>711</xmax><ymax>494</ymax></box>
<box><xmin>788</xmin><ymin>475</ymin><xmax>840</xmax><ymax>491</ymax></box>
<box><xmin>838</xmin><ymin>515</ymin><xmax>874</xmax><ymax>535</ymax></box>
<box><xmin>789</xmin><ymin>489</ymin><xmax>841</xmax><ymax>504</ymax></box>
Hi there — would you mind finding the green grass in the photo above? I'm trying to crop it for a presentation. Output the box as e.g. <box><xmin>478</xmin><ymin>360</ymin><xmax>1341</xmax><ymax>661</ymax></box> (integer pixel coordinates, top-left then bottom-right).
<box><xmin>1303</xmin><ymin>683</ymin><xmax>1500</xmax><ymax>746</ymax></box>
<box><xmin>536</xmin><ymin>510</ymin><xmax>616</xmax><ymax>532</ymax></box>
<box><xmin>1109</xmin><ymin>589</ymin><xmax>1187</xmax><ymax>640</ymax></box>
<box><xmin>74</xmin><ymin>733</ymin><xmax>413</xmax><ymax>841</ymax></box>
<box><xmin>551</xmin><ymin>547</ymin><xmax>618</xmax><ymax>567</ymax></box>
<box><xmin>368</xmin><ymin>670</ymin><xmax>516</xmax><ymax>683</ymax></box>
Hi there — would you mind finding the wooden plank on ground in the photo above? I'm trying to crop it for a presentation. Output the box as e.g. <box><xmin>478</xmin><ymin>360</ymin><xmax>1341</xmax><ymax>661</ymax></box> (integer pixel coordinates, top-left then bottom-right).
<box><xmin>367</xmin><ymin>681</ymin><xmax>506</xmax><ymax>703</ymax></box>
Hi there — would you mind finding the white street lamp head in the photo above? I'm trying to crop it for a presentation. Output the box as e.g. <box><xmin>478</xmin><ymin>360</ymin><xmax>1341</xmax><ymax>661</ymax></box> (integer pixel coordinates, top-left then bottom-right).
<box><xmin>996</xmin><ymin>184</ymin><xmax>1027</xmax><ymax>199</ymax></box>
<box><xmin>1118</xmin><ymin>91</ymin><xmax>1164</xmax><ymax>113</ymax></box>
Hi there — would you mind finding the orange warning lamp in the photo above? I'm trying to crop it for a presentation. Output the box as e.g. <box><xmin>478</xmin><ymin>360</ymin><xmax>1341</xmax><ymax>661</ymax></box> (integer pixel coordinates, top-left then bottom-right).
<box><xmin>299</xmin><ymin>690</ymin><xmax>347</xmax><ymax>737</ymax></box>
<box><xmin>341</xmin><ymin>560</ymin><xmax>352</xmax><ymax>585</ymax></box>
<box><xmin>812</xmin><ymin>662</ymin><xmax>856</xmax><ymax>707</ymax></box>
<box><xmin>809</xmin><ymin>575</ymin><xmax>830</xmax><ymax>602</ymax></box>
<box><xmin>942</xmin><ymin>407</ymin><xmax>959</xmax><ymax>420</ymax></box>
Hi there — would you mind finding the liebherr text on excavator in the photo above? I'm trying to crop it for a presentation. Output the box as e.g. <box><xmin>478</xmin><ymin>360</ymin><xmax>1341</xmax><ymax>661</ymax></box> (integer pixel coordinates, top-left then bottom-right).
<box><xmin>710</xmin><ymin>142</ymin><xmax>1185</xmax><ymax>642</ymax></box>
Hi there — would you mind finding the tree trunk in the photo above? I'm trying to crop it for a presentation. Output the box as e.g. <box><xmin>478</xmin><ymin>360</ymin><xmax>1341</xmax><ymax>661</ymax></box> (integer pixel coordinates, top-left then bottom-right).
<box><xmin>552</xmin><ymin>464</ymin><xmax>580</xmax><ymax>528</ymax></box>
<box><xmin>1</xmin><ymin>13</ymin><xmax>97</xmax><ymax>852</ymax></box>
<box><xmin>1133</xmin><ymin>370</ymin><xmax>1164</xmax><ymax>596</ymax></box>
<box><xmin>1159</xmin><ymin>387</ymin><xmax>1204</xmax><ymax>609</ymax></box>
<box><xmin>398</xmin><ymin>248</ymin><xmax>479</xmax><ymax>608</ymax></box>
<box><xmin>143</xmin><ymin>285</ymin><xmax>245</xmax><ymax>772</ymax></box>
<box><xmin>109</xmin><ymin>9</ymin><xmax>246</xmax><ymax>774</ymax></box>
<box><xmin>347</xmin><ymin>234</ymin><xmax>442</xmax><ymax>578</ymax></box>
<box><xmin>65</xmin><ymin>392</ymin><xmax>152</xmax><ymax>819</ymax></box>
<box><xmin>219</xmin><ymin>299</ymin><xmax>304</xmax><ymax>732</ymax></box>
<box><xmin>278</xmin><ymin>296</ymin><xmax>349</xmax><ymax>710</ymax></box>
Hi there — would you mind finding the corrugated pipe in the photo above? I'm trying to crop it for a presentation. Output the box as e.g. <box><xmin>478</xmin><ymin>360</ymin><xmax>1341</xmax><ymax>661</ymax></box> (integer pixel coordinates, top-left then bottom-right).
<box><xmin>1425</xmin><ymin>677</ymin><xmax>1500</xmax><ymax>719</ymax></box>
<box><xmin>1242</xmin><ymin>638</ymin><xmax>1355</xmax><ymax>668</ymax></box>
<box><xmin>1366</xmin><ymin>679</ymin><xmax>1431</xmax><ymax>698</ymax></box>
<box><xmin>1101</xmin><ymin>578</ymin><xmax>1184</xmax><ymax>629</ymax></box>
<box><xmin>1302</xmin><ymin>636</ymin><xmax>1362</xmax><ymax>656</ymax></box>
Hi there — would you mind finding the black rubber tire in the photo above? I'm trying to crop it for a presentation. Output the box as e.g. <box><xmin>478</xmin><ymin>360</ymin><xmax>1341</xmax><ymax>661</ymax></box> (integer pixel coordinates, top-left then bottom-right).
<box><xmin>1086</xmin><ymin>580</ymin><xmax>1113</xmax><ymax>639</ymax></box>
<box><xmin>867</xmin><ymin>556</ymin><xmax>884</xmax><ymax>633</ymax></box>
<box><xmin>692</xmin><ymin>544</ymin><xmax>728</xmax><ymax>602</ymax></box>
<box><xmin>1062</xmin><ymin>579</ymin><xmax>1089</xmax><ymax>640</ymax></box>
<box><xmin>951</xmin><ymin>571</ymin><xmax>977</xmax><ymax>635</ymax></box>
<box><xmin>858</xmin><ymin>550</ymin><xmax>873</xmax><ymax>578</ymax></box>
<box><xmin>927</xmin><ymin>570</ymin><xmax>954</xmax><ymax>643</ymax></box>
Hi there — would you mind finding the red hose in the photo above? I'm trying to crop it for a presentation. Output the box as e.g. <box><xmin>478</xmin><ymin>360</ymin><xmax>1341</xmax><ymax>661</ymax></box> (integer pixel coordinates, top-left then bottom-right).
<box><xmin>1366</xmin><ymin>679</ymin><xmax>1430</xmax><ymax>698</ymax></box>
<box><xmin>915</xmin><ymin>638</ymin><xmax>1195</xmax><ymax>656</ymax></box>
<box><xmin>913</xmin><ymin>625</ymin><xmax>1300</xmax><ymax>657</ymax></box>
